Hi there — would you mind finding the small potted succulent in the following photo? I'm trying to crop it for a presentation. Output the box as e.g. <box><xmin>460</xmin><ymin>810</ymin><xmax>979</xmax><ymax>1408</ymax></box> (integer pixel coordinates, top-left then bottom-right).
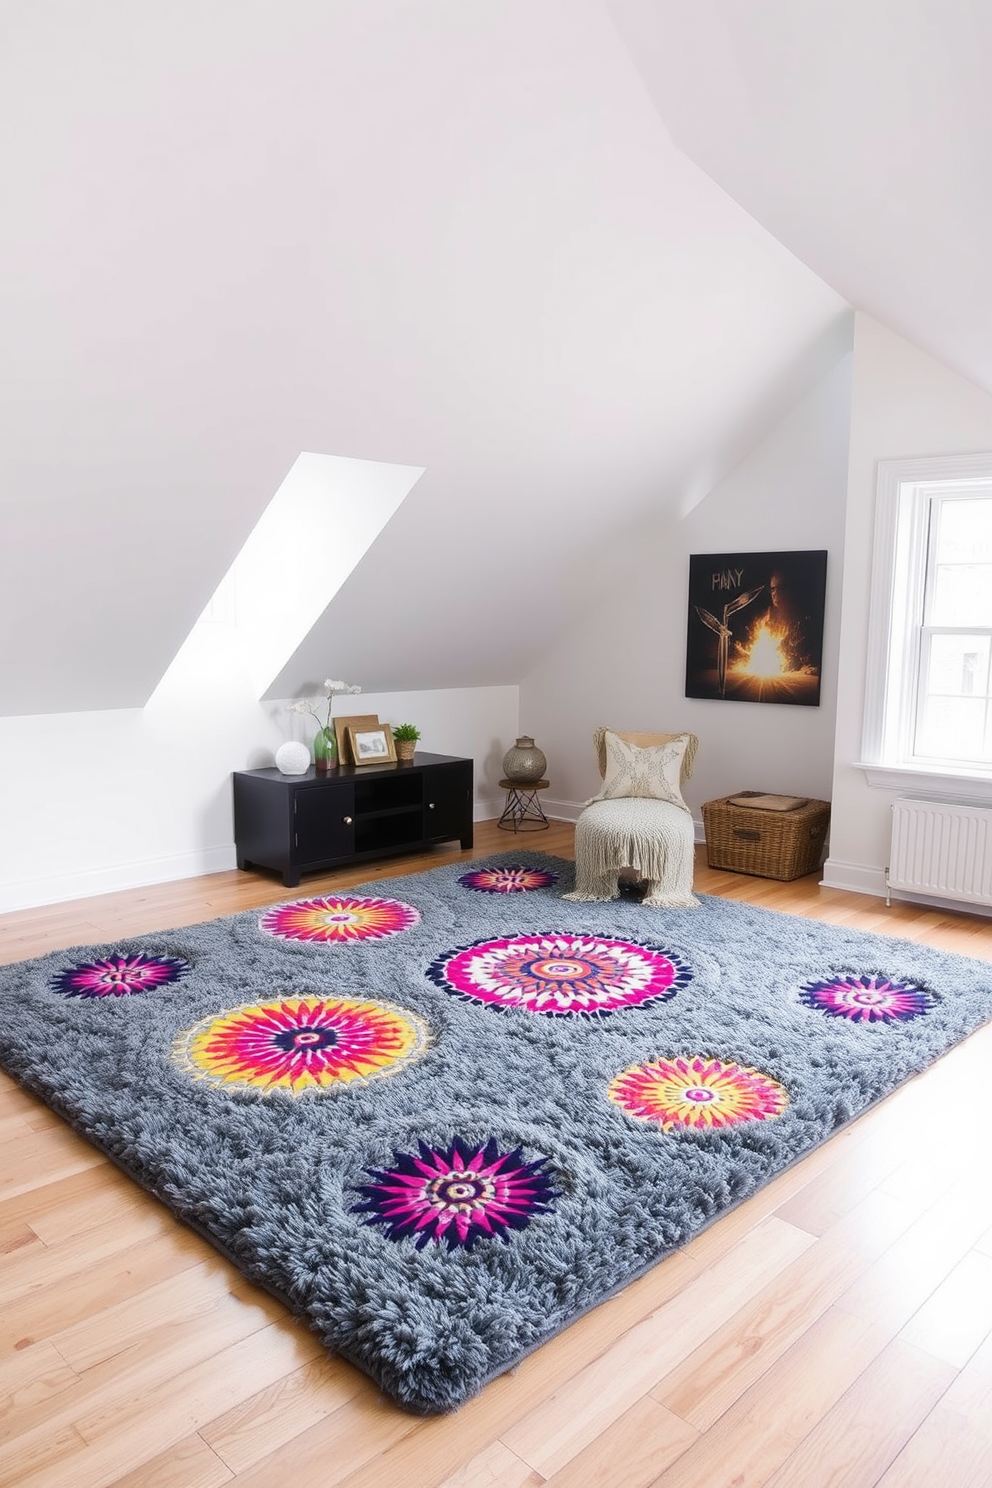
<box><xmin>392</xmin><ymin>723</ymin><xmax>421</xmax><ymax>762</ymax></box>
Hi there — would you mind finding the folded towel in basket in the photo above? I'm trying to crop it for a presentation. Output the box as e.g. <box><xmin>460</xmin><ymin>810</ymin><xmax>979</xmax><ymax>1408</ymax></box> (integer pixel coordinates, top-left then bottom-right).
<box><xmin>727</xmin><ymin>792</ymin><xmax>809</xmax><ymax>812</ymax></box>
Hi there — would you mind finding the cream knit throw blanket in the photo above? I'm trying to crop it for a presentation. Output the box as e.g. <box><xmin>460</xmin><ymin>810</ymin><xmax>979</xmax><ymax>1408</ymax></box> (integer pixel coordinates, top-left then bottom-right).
<box><xmin>563</xmin><ymin>797</ymin><xmax>700</xmax><ymax>909</ymax></box>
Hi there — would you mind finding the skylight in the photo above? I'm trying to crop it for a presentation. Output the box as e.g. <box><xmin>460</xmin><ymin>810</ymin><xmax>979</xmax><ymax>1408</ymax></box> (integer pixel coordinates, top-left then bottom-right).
<box><xmin>149</xmin><ymin>452</ymin><xmax>423</xmax><ymax>705</ymax></box>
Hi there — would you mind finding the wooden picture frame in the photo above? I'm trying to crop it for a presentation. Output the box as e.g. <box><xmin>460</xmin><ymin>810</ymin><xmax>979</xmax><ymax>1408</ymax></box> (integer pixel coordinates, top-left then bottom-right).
<box><xmin>334</xmin><ymin>714</ymin><xmax>380</xmax><ymax>764</ymax></box>
<box><xmin>347</xmin><ymin>725</ymin><xmax>396</xmax><ymax>765</ymax></box>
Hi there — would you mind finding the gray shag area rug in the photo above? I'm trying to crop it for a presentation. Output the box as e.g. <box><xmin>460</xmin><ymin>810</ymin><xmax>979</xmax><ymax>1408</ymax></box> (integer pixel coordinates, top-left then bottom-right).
<box><xmin>2</xmin><ymin>852</ymin><xmax>991</xmax><ymax>1414</ymax></box>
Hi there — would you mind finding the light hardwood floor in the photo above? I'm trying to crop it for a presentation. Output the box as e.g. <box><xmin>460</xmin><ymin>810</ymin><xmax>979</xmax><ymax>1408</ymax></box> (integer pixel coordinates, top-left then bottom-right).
<box><xmin>2</xmin><ymin>821</ymin><xmax>992</xmax><ymax>1488</ymax></box>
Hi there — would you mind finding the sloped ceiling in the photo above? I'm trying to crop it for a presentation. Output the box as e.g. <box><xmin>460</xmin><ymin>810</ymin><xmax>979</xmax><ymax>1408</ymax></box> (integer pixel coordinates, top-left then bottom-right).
<box><xmin>608</xmin><ymin>0</ymin><xmax>992</xmax><ymax>396</ymax></box>
<box><xmin>1</xmin><ymin>0</ymin><xmax>849</xmax><ymax>716</ymax></box>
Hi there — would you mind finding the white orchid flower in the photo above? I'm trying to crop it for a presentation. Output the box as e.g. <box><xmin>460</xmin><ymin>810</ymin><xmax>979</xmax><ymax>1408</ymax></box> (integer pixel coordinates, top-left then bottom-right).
<box><xmin>291</xmin><ymin>677</ymin><xmax>360</xmax><ymax>733</ymax></box>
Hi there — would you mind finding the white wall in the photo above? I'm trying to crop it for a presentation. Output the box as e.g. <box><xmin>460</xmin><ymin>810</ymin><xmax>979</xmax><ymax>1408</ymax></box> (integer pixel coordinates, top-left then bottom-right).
<box><xmin>824</xmin><ymin>314</ymin><xmax>992</xmax><ymax>896</ymax></box>
<box><xmin>0</xmin><ymin>658</ymin><xmax>517</xmax><ymax>913</ymax></box>
<box><xmin>1</xmin><ymin>1</ymin><xmax>846</xmax><ymax>720</ymax></box>
<box><xmin>520</xmin><ymin>352</ymin><xmax>852</xmax><ymax>833</ymax></box>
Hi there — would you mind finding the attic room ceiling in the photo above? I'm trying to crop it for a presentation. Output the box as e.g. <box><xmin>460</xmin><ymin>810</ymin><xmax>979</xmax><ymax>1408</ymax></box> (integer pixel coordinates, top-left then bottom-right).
<box><xmin>608</xmin><ymin>0</ymin><xmax>992</xmax><ymax>397</ymax></box>
<box><xmin>1</xmin><ymin>1</ymin><xmax>852</xmax><ymax>716</ymax></box>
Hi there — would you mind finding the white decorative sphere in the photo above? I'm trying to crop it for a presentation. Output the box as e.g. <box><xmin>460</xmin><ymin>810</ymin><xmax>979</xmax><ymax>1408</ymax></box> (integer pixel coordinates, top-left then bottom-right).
<box><xmin>275</xmin><ymin>741</ymin><xmax>311</xmax><ymax>776</ymax></box>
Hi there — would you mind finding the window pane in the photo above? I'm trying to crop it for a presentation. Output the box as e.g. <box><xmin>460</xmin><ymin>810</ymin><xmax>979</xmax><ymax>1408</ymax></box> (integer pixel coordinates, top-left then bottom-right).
<box><xmin>925</xmin><ymin>633</ymin><xmax>991</xmax><ymax>696</ymax></box>
<box><xmin>916</xmin><ymin>696</ymin><xmax>988</xmax><ymax>760</ymax></box>
<box><xmin>934</xmin><ymin>497</ymin><xmax>992</xmax><ymax>563</ymax></box>
<box><xmin>930</xmin><ymin>564</ymin><xmax>992</xmax><ymax>625</ymax></box>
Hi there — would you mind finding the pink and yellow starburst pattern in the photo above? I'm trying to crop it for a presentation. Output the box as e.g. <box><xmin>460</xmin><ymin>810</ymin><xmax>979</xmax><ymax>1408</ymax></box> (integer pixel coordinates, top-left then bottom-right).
<box><xmin>457</xmin><ymin>866</ymin><xmax>558</xmax><ymax>894</ymax></box>
<box><xmin>49</xmin><ymin>951</ymin><xmax>189</xmax><ymax>999</ymax></box>
<box><xmin>798</xmin><ymin>974</ymin><xmax>936</xmax><ymax>1023</ymax></box>
<box><xmin>172</xmin><ymin>997</ymin><xmax>428</xmax><ymax>1093</ymax></box>
<box><xmin>259</xmin><ymin>895</ymin><xmax>420</xmax><ymax>944</ymax></box>
<box><xmin>427</xmin><ymin>933</ymin><xmax>691</xmax><ymax>1017</ymax></box>
<box><xmin>608</xmin><ymin>1055</ymin><xmax>789</xmax><ymax>1131</ymax></box>
<box><xmin>351</xmin><ymin>1136</ymin><xmax>560</xmax><ymax>1250</ymax></box>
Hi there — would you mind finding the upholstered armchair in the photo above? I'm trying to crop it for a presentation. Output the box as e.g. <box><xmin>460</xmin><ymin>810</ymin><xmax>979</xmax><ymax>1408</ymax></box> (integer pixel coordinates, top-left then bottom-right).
<box><xmin>563</xmin><ymin>728</ymin><xmax>700</xmax><ymax>909</ymax></box>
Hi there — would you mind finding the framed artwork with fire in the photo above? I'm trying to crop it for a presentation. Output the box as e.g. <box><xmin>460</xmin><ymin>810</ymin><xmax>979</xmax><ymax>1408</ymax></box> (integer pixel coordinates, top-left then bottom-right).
<box><xmin>684</xmin><ymin>550</ymin><xmax>828</xmax><ymax>705</ymax></box>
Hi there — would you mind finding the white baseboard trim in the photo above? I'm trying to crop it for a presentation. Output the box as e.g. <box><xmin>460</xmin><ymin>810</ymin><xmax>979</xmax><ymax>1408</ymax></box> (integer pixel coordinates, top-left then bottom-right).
<box><xmin>887</xmin><ymin>887</ymin><xmax>992</xmax><ymax>917</ymax></box>
<box><xmin>820</xmin><ymin>858</ymin><xmax>888</xmax><ymax>897</ymax></box>
<box><xmin>542</xmin><ymin>797</ymin><xmax>583</xmax><ymax>824</ymax></box>
<box><xmin>0</xmin><ymin>844</ymin><xmax>239</xmax><ymax>916</ymax></box>
<box><xmin>1</xmin><ymin>804</ymin><xmax>715</xmax><ymax>915</ymax></box>
<box><xmin>5</xmin><ymin>802</ymin><xmax>506</xmax><ymax>914</ymax></box>
<box><xmin>820</xmin><ymin>856</ymin><xmax>992</xmax><ymax>917</ymax></box>
<box><xmin>474</xmin><ymin>793</ymin><xmax>505</xmax><ymax>822</ymax></box>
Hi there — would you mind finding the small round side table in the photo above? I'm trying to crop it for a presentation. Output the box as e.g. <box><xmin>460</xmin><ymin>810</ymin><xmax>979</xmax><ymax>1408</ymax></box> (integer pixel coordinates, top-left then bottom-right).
<box><xmin>497</xmin><ymin>778</ymin><xmax>550</xmax><ymax>832</ymax></box>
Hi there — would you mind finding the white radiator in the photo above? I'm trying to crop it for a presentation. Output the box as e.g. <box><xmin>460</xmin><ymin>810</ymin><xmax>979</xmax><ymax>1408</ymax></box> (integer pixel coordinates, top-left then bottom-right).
<box><xmin>887</xmin><ymin>798</ymin><xmax>992</xmax><ymax>907</ymax></box>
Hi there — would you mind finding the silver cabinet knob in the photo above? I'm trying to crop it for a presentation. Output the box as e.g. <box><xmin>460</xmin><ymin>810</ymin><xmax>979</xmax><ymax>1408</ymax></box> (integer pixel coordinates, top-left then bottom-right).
<box><xmin>343</xmin><ymin>816</ymin><xmax>353</xmax><ymax>825</ymax></box>
<box><xmin>428</xmin><ymin>802</ymin><xmax>435</xmax><ymax>809</ymax></box>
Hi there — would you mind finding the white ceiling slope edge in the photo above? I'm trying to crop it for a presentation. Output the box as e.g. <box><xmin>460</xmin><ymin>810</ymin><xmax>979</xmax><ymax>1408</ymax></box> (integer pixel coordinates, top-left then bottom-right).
<box><xmin>1</xmin><ymin>0</ymin><xmax>845</xmax><ymax>717</ymax></box>
<box><xmin>607</xmin><ymin>0</ymin><xmax>992</xmax><ymax>398</ymax></box>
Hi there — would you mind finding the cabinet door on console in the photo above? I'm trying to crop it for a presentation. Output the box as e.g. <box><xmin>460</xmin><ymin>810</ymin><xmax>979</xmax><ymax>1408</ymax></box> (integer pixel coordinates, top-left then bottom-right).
<box><xmin>295</xmin><ymin>783</ymin><xmax>356</xmax><ymax>865</ymax></box>
<box><xmin>424</xmin><ymin>761</ymin><xmax>473</xmax><ymax>845</ymax></box>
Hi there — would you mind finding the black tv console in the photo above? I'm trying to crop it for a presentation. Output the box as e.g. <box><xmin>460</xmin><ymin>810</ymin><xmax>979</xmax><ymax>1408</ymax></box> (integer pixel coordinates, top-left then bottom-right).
<box><xmin>232</xmin><ymin>753</ymin><xmax>474</xmax><ymax>887</ymax></box>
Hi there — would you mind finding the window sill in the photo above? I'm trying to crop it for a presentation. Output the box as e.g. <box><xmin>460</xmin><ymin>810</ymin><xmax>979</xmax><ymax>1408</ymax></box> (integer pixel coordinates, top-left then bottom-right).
<box><xmin>857</xmin><ymin>762</ymin><xmax>992</xmax><ymax>804</ymax></box>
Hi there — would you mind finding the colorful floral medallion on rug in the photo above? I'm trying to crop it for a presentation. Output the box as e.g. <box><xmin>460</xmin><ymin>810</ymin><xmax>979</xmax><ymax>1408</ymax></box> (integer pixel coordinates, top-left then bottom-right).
<box><xmin>457</xmin><ymin>865</ymin><xmax>559</xmax><ymax>894</ymax></box>
<box><xmin>1</xmin><ymin>852</ymin><xmax>991</xmax><ymax>1414</ymax></box>
<box><xmin>49</xmin><ymin>950</ymin><xmax>189</xmax><ymax>998</ymax></box>
<box><xmin>352</xmin><ymin>1136</ymin><xmax>561</xmax><ymax>1251</ymax></box>
<box><xmin>259</xmin><ymin>893</ymin><xmax>420</xmax><ymax>943</ymax></box>
<box><xmin>607</xmin><ymin>1055</ymin><xmax>790</xmax><ymax>1131</ymax></box>
<box><xmin>427</xmin><ymin>932</ymin><xmax>691</xmax><ymax>1017</ymax></box>
<box><xmin>172</xmin><ymin>996</ymin><xmax>429</xmax><ymax>1092</ymax></box>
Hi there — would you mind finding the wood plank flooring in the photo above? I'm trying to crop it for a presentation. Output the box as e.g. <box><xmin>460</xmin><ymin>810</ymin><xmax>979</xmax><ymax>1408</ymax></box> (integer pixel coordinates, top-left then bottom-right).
<box><xmin>2</xmin><ymin>821</ymin><xmax>992</xmax><ymax>1487</ymax></box>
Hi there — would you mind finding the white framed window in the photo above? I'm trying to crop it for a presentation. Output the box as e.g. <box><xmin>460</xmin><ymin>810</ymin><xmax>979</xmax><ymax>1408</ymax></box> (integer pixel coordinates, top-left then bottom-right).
<box><xmin>861</xmin><ymin>453</ymin><xmax>992</xmax><ymax>797</ymax></box>
<box><xmin>915</xmin><ymin>491</ymin><xmax>992</xmax><ymax>764</ymax></box>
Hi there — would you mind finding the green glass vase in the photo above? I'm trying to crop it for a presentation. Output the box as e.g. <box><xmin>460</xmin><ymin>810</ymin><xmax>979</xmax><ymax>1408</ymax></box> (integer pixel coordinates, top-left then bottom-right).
<box><xmin>313</xmin><ymin>725</ymin><xmax>338</xmax><ymax>772</ymax></box>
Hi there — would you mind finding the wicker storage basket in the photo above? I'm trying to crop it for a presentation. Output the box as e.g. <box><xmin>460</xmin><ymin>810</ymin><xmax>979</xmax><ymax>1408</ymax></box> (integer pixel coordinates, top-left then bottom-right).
<box><xmin>702</xmin><ymin>796</ymin><xmax>831</xmax><ymax>881</ymax></box>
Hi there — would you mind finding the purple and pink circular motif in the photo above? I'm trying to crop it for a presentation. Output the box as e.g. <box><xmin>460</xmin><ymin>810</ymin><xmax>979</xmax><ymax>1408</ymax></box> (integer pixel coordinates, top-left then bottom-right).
<box><xmin>798</xmin><ymin>973</ymin><xmax>936</xmax><ymax>1024</ymax></box>
<box><xmin>427</xmin><ymin>933</ymin><xmax>691</xmax><ymax>1017</ymax></box>
<box><xmin>458</xmin><ymin>866</ymin><xmax>558</xmax><ymax>894</ymax></box>
<box><xmin>49</xmin><ymin>951</ymin><xmax>189</xmax><ymax>999</ymax></box>
<box><xmin>351</xmin><ymin>1136</ymin><xmax>560</xmax><ymax>1250</ymax></box>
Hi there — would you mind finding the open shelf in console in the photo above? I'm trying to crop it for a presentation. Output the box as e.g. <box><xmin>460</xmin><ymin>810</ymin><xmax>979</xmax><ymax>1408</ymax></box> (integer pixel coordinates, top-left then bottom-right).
<box><xmin>355</xmin><ymin>808</ymin><xmax>423</xmax><ymax>854</ymax></box>
<box><xmin>354</xmin><ymin>773</ymin><xmax>423</xmax><ymax>813</ymax></box>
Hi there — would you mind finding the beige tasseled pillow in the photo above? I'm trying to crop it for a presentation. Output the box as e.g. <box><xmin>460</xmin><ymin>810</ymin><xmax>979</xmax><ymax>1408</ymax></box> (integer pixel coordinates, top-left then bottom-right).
<box><xmin>593</xmin><ymin>727</ymin><xmax>698</xmax><ymax>784</ymax></box>
<box><xmin>586</xmin><ymin>729</ymin><xmax>692</xmax><ymax>810</ymax></box>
